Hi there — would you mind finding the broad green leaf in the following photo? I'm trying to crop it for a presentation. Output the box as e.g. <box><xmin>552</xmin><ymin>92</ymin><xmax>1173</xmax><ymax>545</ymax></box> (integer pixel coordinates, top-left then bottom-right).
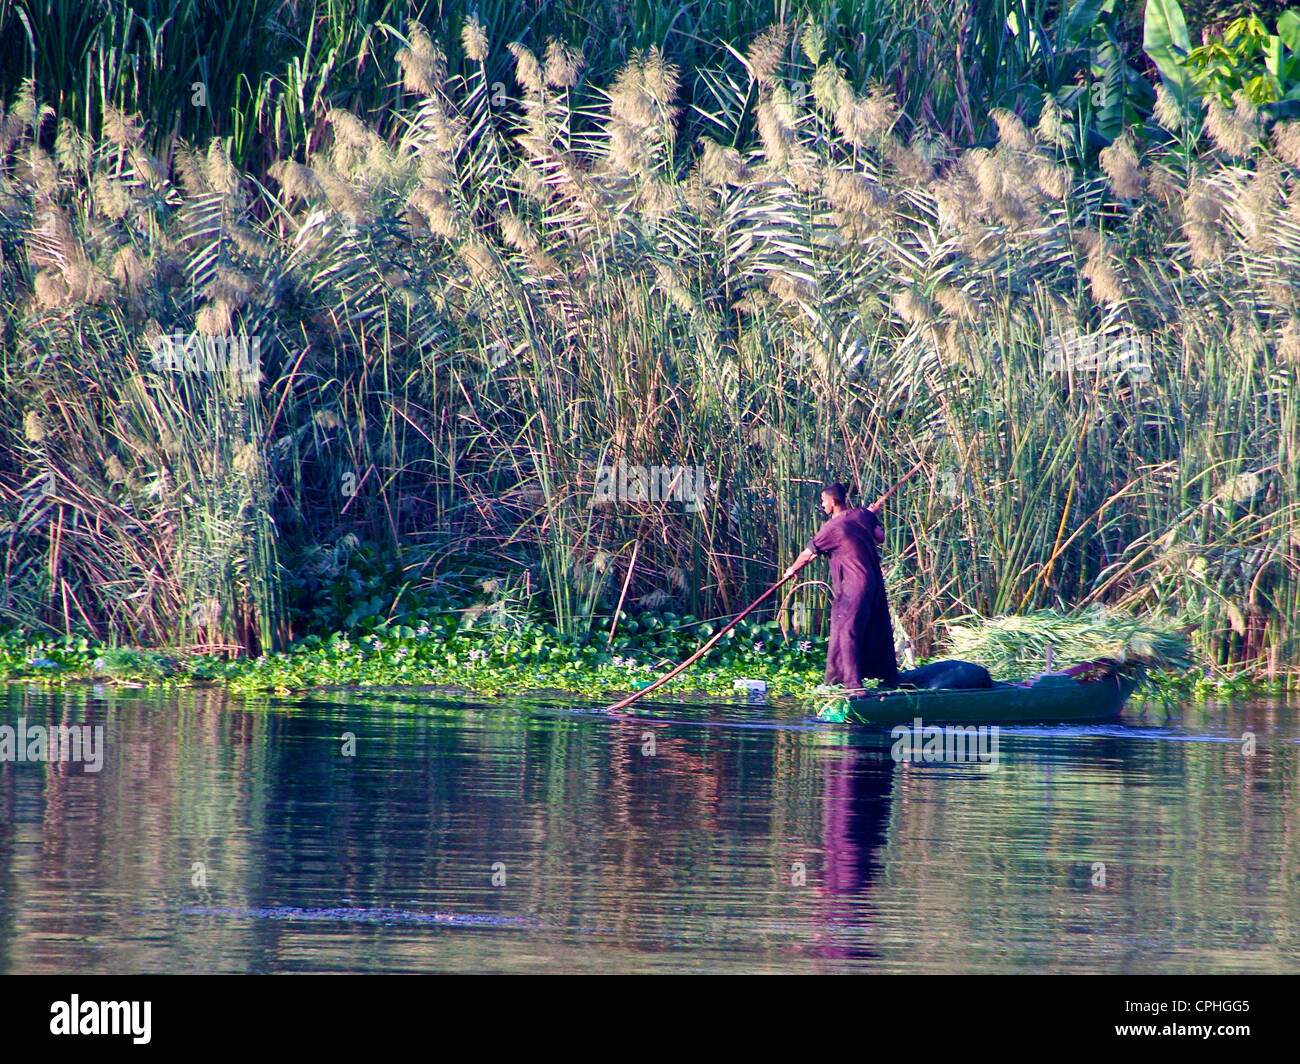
<box><xmin>1278</xmin><ymin>10</ymin><xmax>1300</xmax><ymax>53</ymax></box>
<box><xmin>1144</xmin><ymin>0</ymin><xmax>1195</xmax><ymax>108</ymax></box>
<box><xmin>1061</xmin><ymin>0</ymin><xmax>1113</xmax><ymax>47</ymax></box>
<box><xmin>1266</xmin><ymin>35</ymin><xmax>1282</xmax><ymax>79</ymax></box>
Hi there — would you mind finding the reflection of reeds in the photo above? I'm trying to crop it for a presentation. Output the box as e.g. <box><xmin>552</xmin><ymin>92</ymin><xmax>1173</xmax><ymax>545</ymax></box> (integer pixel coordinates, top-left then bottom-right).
<box><xmin>2</xmin><ymin>17</ymin><xmax>1298</xmax><ymax>672</ymax></box>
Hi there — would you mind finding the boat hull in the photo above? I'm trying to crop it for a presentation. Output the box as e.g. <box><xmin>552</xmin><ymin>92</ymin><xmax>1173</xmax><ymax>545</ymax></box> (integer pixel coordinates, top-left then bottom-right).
<box><xmin>836</xmin><ymin>672</ymin><xmax>1139</xmax><ymax>726</ymax></box>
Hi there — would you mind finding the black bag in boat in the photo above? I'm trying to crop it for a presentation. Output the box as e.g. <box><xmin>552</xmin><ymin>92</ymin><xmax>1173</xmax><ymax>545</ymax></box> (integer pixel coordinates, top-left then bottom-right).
<box><xmin>893</xmin><ymin>659</ymin><xmax>993</xmax><ymax>690</ymax></box>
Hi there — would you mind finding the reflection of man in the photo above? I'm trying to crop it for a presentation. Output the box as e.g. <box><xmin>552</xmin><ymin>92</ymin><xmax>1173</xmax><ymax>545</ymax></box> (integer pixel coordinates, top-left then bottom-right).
<box><xmin>784</xmin><ymin>482</ymin><xmax>898</xmax><ymax>693</ymax></box>
<box><xmin>817</xmin><ymin>744</ymin><xmax>896</xmax><ymax>963</ymax></box>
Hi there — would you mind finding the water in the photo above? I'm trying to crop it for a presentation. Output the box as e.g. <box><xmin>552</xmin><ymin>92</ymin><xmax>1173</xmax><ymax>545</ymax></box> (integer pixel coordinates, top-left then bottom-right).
<box><xmin>1</xmin><ymin>683</ymin><xmax>1297</xmax><ymax>973</ymax></box>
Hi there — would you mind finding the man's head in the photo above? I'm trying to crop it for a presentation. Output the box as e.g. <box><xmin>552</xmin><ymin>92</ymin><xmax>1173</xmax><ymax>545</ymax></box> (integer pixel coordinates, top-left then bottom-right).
<box><xmin>820</xmin><ymin>482</ymin><xmax>849</xmax><ymax>515</ymax></box>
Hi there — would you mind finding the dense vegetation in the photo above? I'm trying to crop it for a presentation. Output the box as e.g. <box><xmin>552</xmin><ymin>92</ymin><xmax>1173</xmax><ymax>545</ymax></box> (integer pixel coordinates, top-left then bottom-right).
<box><xmin>1</xmin><ymin>1</ymin><xmax>1298</xmax><ymax>690</ymax></box>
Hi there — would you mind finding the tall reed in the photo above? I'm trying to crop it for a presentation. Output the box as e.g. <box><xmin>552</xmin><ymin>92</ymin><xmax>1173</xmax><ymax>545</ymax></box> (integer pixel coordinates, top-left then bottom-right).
<box><xmin>1</xmin><ymin>16</ymin><xmax>1297</xmax><ymax>671</ymax></box>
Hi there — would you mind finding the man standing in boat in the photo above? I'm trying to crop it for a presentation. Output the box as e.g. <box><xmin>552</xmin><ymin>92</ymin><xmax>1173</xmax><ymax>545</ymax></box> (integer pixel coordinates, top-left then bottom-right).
<box><xmin>783</xmin><ymin>483</ymin><xmax>899</xmax><ymax>693</ymax></box>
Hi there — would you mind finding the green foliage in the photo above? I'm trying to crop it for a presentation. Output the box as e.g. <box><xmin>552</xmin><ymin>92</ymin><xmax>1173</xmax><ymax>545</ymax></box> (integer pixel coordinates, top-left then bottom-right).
<box><xmin>1145</xmin><ymin>1</ymin><xmax>1300</xmax><ymax>122</ymax></box>
<box><xmin>943</xmin><ymin>608</ymin><xmax>1196</xmax><ymax>680</ymax></box>
<box><xmin>1144</xmin><ymin>0</ymin><xmax>1197</xmax><ymax>113</ymax></box>
<box><xmin>1184</xmin><ymin>12</ymin><xmax>1300</xmax><ymax>108</ymax></box>
<box><xmin>2</xmin><ymin>14</ymin><xmax>1299</xmax><ymax>679</ymax></box>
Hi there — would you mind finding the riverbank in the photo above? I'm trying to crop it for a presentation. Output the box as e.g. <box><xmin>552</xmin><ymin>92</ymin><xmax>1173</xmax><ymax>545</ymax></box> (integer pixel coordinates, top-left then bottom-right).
<box><xmin>2</xmin><ymin>625</ymin><xmax>1288</xmax><ymax>702</ymax></box>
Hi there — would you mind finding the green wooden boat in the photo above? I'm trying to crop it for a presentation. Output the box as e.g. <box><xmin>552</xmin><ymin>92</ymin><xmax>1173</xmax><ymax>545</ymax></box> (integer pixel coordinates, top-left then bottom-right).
<box><xmin>817</xmin><ymin>666</ymin><xmax>1140</xmax><ymax>726</ymax></box>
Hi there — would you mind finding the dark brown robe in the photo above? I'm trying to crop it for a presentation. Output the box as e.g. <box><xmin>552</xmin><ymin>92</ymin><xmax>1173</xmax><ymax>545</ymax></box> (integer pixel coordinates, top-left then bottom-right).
<box><xmin>808</xmin><ymin>507</ymin><xmax>899</xmax><ymax>692</ymax></box>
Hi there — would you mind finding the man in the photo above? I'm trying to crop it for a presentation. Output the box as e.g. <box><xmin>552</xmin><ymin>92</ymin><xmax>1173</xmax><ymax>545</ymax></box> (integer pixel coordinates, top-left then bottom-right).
<box><xmin>784</xmin><ymin>483</ymin><xmax>899</xmax><ymax>693</ymax></box>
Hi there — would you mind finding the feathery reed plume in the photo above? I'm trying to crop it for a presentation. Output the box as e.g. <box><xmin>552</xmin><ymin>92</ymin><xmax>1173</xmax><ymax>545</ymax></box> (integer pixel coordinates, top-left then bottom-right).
<box><xmin>92</xmin><ymin>175</ymin><xmax>131</xmax><ymax>220</ymax></box>
<box><xmin>62</xmin><ymin>262</ymin><xmax>108</xmax><ymax>304</ymax></box>
<box><xmin>174</xmin><ymin>145</ymin><xmax>210</xmax><ymax>195</ymax></box>
<box><xmin>893</xmin><ymin>289</ymin><xmax>936</xmax><ymax>325</ymax></box>
<box><xmin>232</xmin><ymin>443</ymin><xmax>262</xmax><ymax>478</ymax></box>
<box><xmin>637</xmin><ymin>176</ymin><xmax>678</xmax><ymax>219</ymax></box>
<box><xmin>991</xmin><ymin>108</ymin><xmax>1036</xmax><ymax>153</ymax></box>
<box><xmin>824</xmin><ymin>166</ymin><xmax>886</xmax><ymax>216</ymax></box>
<box><xmin>110</xmin><ymin>245</ymin><xmax>148</xmax><ymax>295</ymax></box>
<box><xmin>970</xmin><ymin>149</ymin><xmax>1032</xmax><ymax>226</ymax></box>
<box><xmin>833</xmin><ymin>83</ymin><xmax>899</xmax><ymax>147</ymax></box>
<box><xmin>499</xmin><ymin>211</ymin><xmax>539</xmax><ymax>253</ymax></box>
<box><xmin>102</xmin><ymin>105</ymin><xmax>143</xmax><ymax>148</ymax></box>
<box><xmin>639</xmin><ymin>47</ymin><xmax>680</xmax><ymax>108</ymax></box>
<box><xmin>397</xmin><ymin>22</ymin><xmax>446</xmax><ymax>97</ymax></box>
<box><xmin>23</xmin><ymin>410</ymin><xmax>46</xmax><ymax>443</ymax></box>
<box><xmin>1144</xmin><ymin>165</ymin><xmax>1181</xmax><ymax>210</ymax></box>
<box><xmin>313</xmin><ymin>164</ymin><xmax>373</xmax><ymax>223</ymax></box>
<box><xmin>1182</xmin><ymin>180</ymin><xmax>1226</xmax><ymax>264</ymax></box>
<box><xmin>1185</xmin><ymin>220</ymin><xmax>1222</xmax><ymax>264</ymax></box>
<box><xmin>747</xmin><ymin>24</ymin><xmax>790</xmax><ymax>88</ymax></box>
<box><xmin>768</xmin><ymin>272</ymin><xmax>817</xmax><ymax>303</ymax></box>
<box><xmin>328</xmin><ymin>108</ymin><xmax>371</xmax><ymax>152</ymax></box>
<box><xmin>508</xmin><ymin>42</ymin><xmax>544</xmax><ymax>95</ymax></box>
<box><xmin>513</xmin><ymin>162</ymin><xmax>552</xmax><ymax>204</ymax></box>
<box><xmin>1032</xmin><ymin>159</ymin><xmax>1072</xmax><ymax>200</ymax></box>
<box><xmin>26</xmin><ymin>146</ymin><xmax>59</xmax><ymax>196</ymax></box>
<box><xmin>33</xmin><ymin>269</ymin><xmax>70</xmax><ymax>308</ymax></box>
<box><xmin>697</xmin><ymin>137</ymin><xmax>749</xmax><ymax>186</ymax></box>
<box><xmin>932</xmin><ymin>171</ymin><xmax>980</xmax><ymax>231</ymax></box>
<box><xmin>1099</xmin><ymin>135</ymin><xmax>1142</xmax><ymax>199</ymax></box>
<box><xmin>408</xmin><ymin>188</ymin><xmax>464</xmax><ymax>240</ymax></box>
<box><xmin>1236</xmin><ymin>161</ymin><xmax>1280</xmax><ymax>250</ymax></box>
<box><xmin>1184</xmin><ymin>181</ymin><xmax>1223</xmax><ymax>224</ymax></box>
<box><xmin>862</xmin><ymin>86</ymin><xmax>900</xmax><ymax>136</ymax></box>
<box><xmin>268</xmin><ymin>160</ymin><xmax>322</xmax><ymax>203</ymax></box>
<box><xmin>811</xmin><ymin>62</ymin><xmax>849</xmax><ymax>117</ymax></box>
<box><xmin>655</xmin><ymin>262</ymin><xmax>697</xmax><ymax>317</ymax></box>
<box><xmin>130</xmin><ymin>148</ymin><xmax>169</xmax><ymax>188</ymax></box>
<box><xmin>5</xmin><ymin>79</ymin><xmax>51</xmax><ymax>146</ymax></box>
<box><xmin>1233</xmin><ymin>90</ymin><xmax>1259</xmax><ymax>132</ymax></box>
<box><xmin>881</xmin><ymin>135</ymin><xmax>934</xmax><ymax>183</ymax></box>
<box><xmin>756</xmin><ymin>96</ymin><xmax>794</xmax><ymax>169</ymax></box>
<box><xmin>204</xmin><ymin>139</ymin><xmax>240</xmax><ymax>201</ymax></box>
<box><xmin>544</xmin><ymin>39</ymin><xmax>584</xmax><ymax>89</ymax></box>
<box><xmin>54</xmin><ymin>118</ymin><xmax>90</xmax><ymax>174</ymax></box>
<box><xmin>461</xmin><ymin>14</ymin><xmax>489</xmax><ymax>64</ymax></box>
<box><xmin>1271</xmin><ymin>120</ymin><xmax>1300</xmax><ymax>168</ymax></box>
<box><xmin>1204</xmin><ymin>94</ymin><xmax>1258</xmax><ymax>157</ymax></box>
<box><xmin>1082</xmin><ymin>245</ymin><xmax>1126</xmax><ymax>305</ymax></box>
<box><xmin>935</xmin><ymin>285</ymin><xmax>982</xmax><ymax>322</ymax></box>
<box><xmin>26</xmin><ymin>201</ymin><xmax>79</xmax><ymax>269</ymax></box>
<box><xmin>1034</xmin><ymin>94</ymin><xmax>1069</xmax><ymax>149</ymax></box>
<box><xmin>1153</xmin><ymin>83</ymin><xmax>1185</xmax><ymax>131</ymax></box>
<box><xmin>210</xmin><ymin>265</ymin><xmax>257</xmax><ymax>308</ymax></box>
<box><xmin>1279</xmin><ymin>317</ymin><xmax>1300</xmax><ymax>364</ymax></box>
<box><xmin>195</xmin><ymin>299</ymin><xmax>234</xmax><ymax>335</ymax></box>
<box><xmin>800</xmin><ymin>19</ymin><xmax>826</xmax><ymax>66</ymax></box>
<box><xmin>230</xmin><ymin>222</ymin><xmax>270</xmax><ymax>260</ymax></box>
<box><xmin>459</xmin><ymin>240</ymin><xmax>499</xmax><ymax>284</ymax></box>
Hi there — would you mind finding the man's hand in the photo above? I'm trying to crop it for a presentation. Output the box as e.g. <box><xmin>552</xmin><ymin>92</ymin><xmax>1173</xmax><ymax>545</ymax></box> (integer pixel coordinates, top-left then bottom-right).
<box><xmin>784</xmin><ymin>547</ymin><xmax>815</xmax><ymax>581</ymax></box>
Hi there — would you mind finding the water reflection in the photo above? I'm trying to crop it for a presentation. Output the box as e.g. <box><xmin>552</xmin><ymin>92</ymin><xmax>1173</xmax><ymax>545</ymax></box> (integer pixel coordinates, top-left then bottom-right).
<box><xmin>0</xmin><ymin>685</ymin><xmax>1297</xmax><ymax>973</ymax></box>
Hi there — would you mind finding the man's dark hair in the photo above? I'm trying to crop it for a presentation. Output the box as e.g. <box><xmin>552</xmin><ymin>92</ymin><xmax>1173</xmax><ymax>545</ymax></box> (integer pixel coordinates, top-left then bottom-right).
<box><xmin>821</xmin><ymin>482</ymin><xmax>849</xmax><ymax>505</ymax></box>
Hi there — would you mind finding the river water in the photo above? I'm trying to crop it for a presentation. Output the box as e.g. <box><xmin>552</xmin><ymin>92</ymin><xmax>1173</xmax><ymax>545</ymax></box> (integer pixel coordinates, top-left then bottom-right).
<box><xmin>1</xmin><ymin>683</ymin><xmax>1296</xmax><ymax>973</ymax></box>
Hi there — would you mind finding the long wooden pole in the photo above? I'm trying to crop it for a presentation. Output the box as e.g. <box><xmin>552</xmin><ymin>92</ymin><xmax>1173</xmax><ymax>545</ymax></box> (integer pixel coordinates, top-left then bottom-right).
<box><xmin>603</xmin><ymin>461</ymin><xmax>928</xmax><ymax>712</ymax></box>
<box><xmin>604</xmin><ymin>573</ymin><xmax>795</xmax><ymax>712</ymax></box>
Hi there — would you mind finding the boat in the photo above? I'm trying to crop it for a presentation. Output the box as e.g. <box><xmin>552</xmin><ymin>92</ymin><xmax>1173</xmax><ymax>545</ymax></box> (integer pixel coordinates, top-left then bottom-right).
<box><xmin>817</xmin><ymin>660</ymin><xmax>1141</xmax><ymax>726</ymax></box>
